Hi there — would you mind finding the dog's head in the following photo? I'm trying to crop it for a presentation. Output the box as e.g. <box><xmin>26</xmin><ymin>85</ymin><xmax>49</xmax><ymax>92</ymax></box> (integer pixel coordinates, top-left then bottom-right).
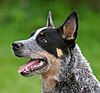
<box><xmin>12</xmin><ymin>11</ymin><xmax>78</xmax><ymax>77</ymax></box>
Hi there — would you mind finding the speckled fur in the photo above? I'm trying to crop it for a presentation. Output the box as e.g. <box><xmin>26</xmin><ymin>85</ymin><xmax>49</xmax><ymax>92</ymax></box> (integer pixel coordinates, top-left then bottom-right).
<box><xmin>53</xmin><ymin>44</ymin><xmax>100</xmax><ymax>93</ymax></box>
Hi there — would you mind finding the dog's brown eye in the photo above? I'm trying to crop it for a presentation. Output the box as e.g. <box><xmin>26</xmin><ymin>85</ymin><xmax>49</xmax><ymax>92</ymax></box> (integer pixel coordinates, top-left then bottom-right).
<box><xmin>37</xmin><ymin>32</ymin><xmax>48</xmax><ymax>44</ymax></box>
<box><xmin>40</xmin><ymin>38</ymin><xmax>48</xmax><ymax>43</ymax></box>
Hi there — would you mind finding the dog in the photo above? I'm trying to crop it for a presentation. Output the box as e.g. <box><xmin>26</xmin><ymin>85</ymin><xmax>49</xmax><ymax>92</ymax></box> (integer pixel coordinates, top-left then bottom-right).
<box><xmin>12</xmin><ymin>11</ymin><xmax>100</xmax><ymax>93</ymax></box>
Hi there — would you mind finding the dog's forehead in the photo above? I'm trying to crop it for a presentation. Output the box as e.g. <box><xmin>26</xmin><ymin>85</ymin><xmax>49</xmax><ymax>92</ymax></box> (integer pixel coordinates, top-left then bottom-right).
<box><xmin>32</xmin><ymin>27</ymin><xmax>47</xmax><ymax>39</ymax></box>
<box><xmin>29</xmin><ymin>27</ymin><xmax>47</xmax><ymax>40</ymax></box>
<box><xmin>32</xmin><ymin>27</ymin><xmax>56</xmax><ymax>39</ymax></box>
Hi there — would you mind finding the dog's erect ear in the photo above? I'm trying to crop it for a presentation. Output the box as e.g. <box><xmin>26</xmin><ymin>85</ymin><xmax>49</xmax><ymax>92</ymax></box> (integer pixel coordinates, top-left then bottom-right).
<box><xmin>59</xmin><ymin>11</ymin><xmax>78</xmax><ymax>40</ymax></box>
<box><xmin>46</xmin><ymin>11</ymin><xmax>54</xmax><ymax>27</ymax></box>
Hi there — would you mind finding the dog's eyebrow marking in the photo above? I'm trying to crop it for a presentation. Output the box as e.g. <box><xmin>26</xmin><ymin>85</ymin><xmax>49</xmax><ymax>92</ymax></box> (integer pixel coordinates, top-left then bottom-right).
<box><xmin>56</xmin><ymin>48</ymin><xmax>63</xmax><ymax>57</ymax></box>
<box><xmin>32</xmin><ymin>27</ymin><xmax>47</xmax><ymax>40</ymax></box>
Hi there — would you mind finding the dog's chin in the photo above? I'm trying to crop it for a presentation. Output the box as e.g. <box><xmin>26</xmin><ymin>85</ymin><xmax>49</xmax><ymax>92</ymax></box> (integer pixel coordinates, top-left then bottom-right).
<box><xmin>18</xmin><ymin>58</ymin><xmax>49</xmax><ymax>77</ymax></box>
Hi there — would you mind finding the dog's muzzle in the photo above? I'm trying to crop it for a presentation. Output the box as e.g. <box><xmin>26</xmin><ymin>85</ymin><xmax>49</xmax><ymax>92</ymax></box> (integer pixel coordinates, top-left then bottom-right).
<box><xmin>12</xmin><ymin>41</ymin><xmax>49</xmax><ymax>77</ymax></box>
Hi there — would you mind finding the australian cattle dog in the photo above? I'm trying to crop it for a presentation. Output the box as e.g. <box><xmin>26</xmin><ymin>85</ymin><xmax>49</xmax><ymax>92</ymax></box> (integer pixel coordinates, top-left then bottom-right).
<box><xmin>12</xmin><ymin>11</ymin><xmax>100</xmax><ymax>93</ymax></box>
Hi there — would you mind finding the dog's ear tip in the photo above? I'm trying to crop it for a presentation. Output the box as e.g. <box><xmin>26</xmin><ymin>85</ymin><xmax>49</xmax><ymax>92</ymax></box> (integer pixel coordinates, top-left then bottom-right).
<box><xmin>47</xmin><ymin>11</ymin><xmax>51</xmax><ymax>18</ymax></box>
<box><xmin>72</xmin><ymin>10</ymin><xmax>78</xmax><ymax>14</ymax></box>
<box><xmin>46</xmin><ymin>10</ymin><xmax>54</xmax><ymax>27</ymax></box>
<box><xmin>69</xmin><ymin>10</ymin><xmax>78</xmax><ymax>18</ymax></box>
<box><xmin>59</xmin><ymin>10</ymin><xmax>78</xmax><ymax>40</ymax></box>
<box><xmin>48</xmin><ymin>11</ymin><xmax>52</xmax><ymax>19</ymax></box>
<box><xmin>48</xmin><ymin>11</ymin><xmax>51</xmax><ymax>14</ymax></box>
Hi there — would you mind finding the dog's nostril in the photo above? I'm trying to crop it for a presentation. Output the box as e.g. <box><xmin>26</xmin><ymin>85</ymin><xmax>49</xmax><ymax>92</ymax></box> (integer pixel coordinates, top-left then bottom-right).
<box><xmin>12</xmin><ymin>42</ymin><xmax>23</xmax><ymax>50</ymax></box>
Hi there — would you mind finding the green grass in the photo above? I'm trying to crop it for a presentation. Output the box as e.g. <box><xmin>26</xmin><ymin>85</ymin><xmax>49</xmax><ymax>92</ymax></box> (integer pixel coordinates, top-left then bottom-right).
<box><xmin>0</xmin><ymin>1</ymin><xmax>100</xmax><ymax>93</ymax></box>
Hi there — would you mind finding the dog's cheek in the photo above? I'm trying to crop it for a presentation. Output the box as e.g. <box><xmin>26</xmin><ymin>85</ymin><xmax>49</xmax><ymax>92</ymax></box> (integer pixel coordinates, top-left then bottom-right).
<box><xmin>37</xmin><ymin>51</ymin><xmax>61</xmax><ymax>76</ymax></box>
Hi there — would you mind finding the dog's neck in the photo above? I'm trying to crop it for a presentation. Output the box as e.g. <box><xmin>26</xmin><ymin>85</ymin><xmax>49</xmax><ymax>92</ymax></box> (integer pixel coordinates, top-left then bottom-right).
<box><xmin>55</xmin><ymin>44</ymin><xmax>100</xmax><ymax>92</ymax></box>
<box><xmin>41</xmin><ymin>44</ymin><xmax>89</xmax><ymax>93</ymax></box>
<box><xmin>41</xmin><ymin>44</ymin><xmax>95</xmax><ymax>93</ymax></box>
<box><xmin>42</xmin><ymin>73</ymin><xmax>57</xmax><ymax>93</ymax></box>
<box><xmin>41</xmin><ymin>57</ymin><xmax>61</xmax><ymax>93</ymax></box>
<box><xmin>58</xmin><ymin>44</ymin><xmax>91</xmax><ymax>82</ymax></box>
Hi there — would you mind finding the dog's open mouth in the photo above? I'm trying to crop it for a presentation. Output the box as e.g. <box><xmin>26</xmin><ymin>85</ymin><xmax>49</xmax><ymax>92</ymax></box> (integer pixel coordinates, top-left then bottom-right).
<box><xmin>18</xmin><ymin>58</ymin><xmax>48</xmax><ymax>77</ymax></box>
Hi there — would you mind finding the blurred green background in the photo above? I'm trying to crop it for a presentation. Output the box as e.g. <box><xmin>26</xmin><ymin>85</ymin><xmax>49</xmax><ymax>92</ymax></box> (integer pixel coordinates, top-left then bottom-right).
<box><xmin>0</xmin><ymin>0</ymin><xmax>100</xmax><ymax>93</ymax></box>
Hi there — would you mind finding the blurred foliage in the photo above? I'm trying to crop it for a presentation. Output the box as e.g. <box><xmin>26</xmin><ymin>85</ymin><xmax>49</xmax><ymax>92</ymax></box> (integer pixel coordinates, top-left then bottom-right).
<box><xmin>0</xmin><ymin>0</ymin><xmax>100</xmax><ymax>93</ymax></box>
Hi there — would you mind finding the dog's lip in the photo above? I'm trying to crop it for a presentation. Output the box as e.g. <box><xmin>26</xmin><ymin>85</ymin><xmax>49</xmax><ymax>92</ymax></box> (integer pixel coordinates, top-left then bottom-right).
<box><xmin>18</xmin><ymin>58</ymin><xmax>48</xmax><ymax>76</ymax></box>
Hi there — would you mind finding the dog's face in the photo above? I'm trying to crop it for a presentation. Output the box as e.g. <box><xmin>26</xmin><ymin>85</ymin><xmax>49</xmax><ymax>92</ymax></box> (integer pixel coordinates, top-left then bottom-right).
<box><xmin>12</xmin><ymin>11</ymin><xmax>78</xmax><ymax>77</ymax></box>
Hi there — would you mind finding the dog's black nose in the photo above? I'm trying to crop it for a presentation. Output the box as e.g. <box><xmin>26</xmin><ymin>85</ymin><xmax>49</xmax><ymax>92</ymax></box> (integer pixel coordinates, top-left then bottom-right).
<box><xmin>12</xmin><ymin>42</ymin><xmax>23</xmax><ymax>51</ymax></box>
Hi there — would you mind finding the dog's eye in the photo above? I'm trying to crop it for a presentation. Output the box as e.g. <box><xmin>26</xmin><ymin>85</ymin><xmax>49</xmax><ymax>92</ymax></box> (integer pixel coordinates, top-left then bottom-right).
<box><xmin>40</xmin><ymin>38</ymin><xmax>48</xmax><ymax>43</ymax></box>
<box><xmin>37</xmin><ymin>32</ymin><xmax>48</xmax><ymax>44</ymax></box>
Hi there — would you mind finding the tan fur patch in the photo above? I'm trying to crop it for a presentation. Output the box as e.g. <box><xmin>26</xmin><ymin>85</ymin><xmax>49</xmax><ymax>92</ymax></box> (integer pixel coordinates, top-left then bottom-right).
<box><xmin>39</xmin><ymin>32</ymin><xmax>44</xmax><ymax>35</ymax></box>
<box><xmin>37</xmin><ymin>51</ymin><xmax>61</xmax><ymax>92</ymax></box>
<box><xmin>56</xmin><ymin>48</ymin><xmax>63</xmax><ymax>57</ymax></box>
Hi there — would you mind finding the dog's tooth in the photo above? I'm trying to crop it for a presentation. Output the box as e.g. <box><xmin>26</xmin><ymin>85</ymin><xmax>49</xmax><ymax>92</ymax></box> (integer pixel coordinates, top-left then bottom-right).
<box><xmin>34</xmin><ymin>65</ymin><xmax>37</xmax><ymax>68</ymax></box>
<box><xmin>26</xmin><ymin>68</ymin><xmax>29</xmax><ymax>71</ymax></box>
<box><xmin>39</xmin><ymin>62</ymin><xmax>43</xmax><ymax>66</ymax></box>
<box><xmin>38</xmin><ymin>64</ymin><xmax>40</xmax><ymax>67</ymax></box>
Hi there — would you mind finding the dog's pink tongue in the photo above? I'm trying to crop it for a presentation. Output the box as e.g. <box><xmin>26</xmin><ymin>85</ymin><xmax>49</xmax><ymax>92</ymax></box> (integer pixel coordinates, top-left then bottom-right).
<box><xmin>18</xmin><ymin>60</ymin><xmax>40</xmax><ymax>73</ymax></box>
